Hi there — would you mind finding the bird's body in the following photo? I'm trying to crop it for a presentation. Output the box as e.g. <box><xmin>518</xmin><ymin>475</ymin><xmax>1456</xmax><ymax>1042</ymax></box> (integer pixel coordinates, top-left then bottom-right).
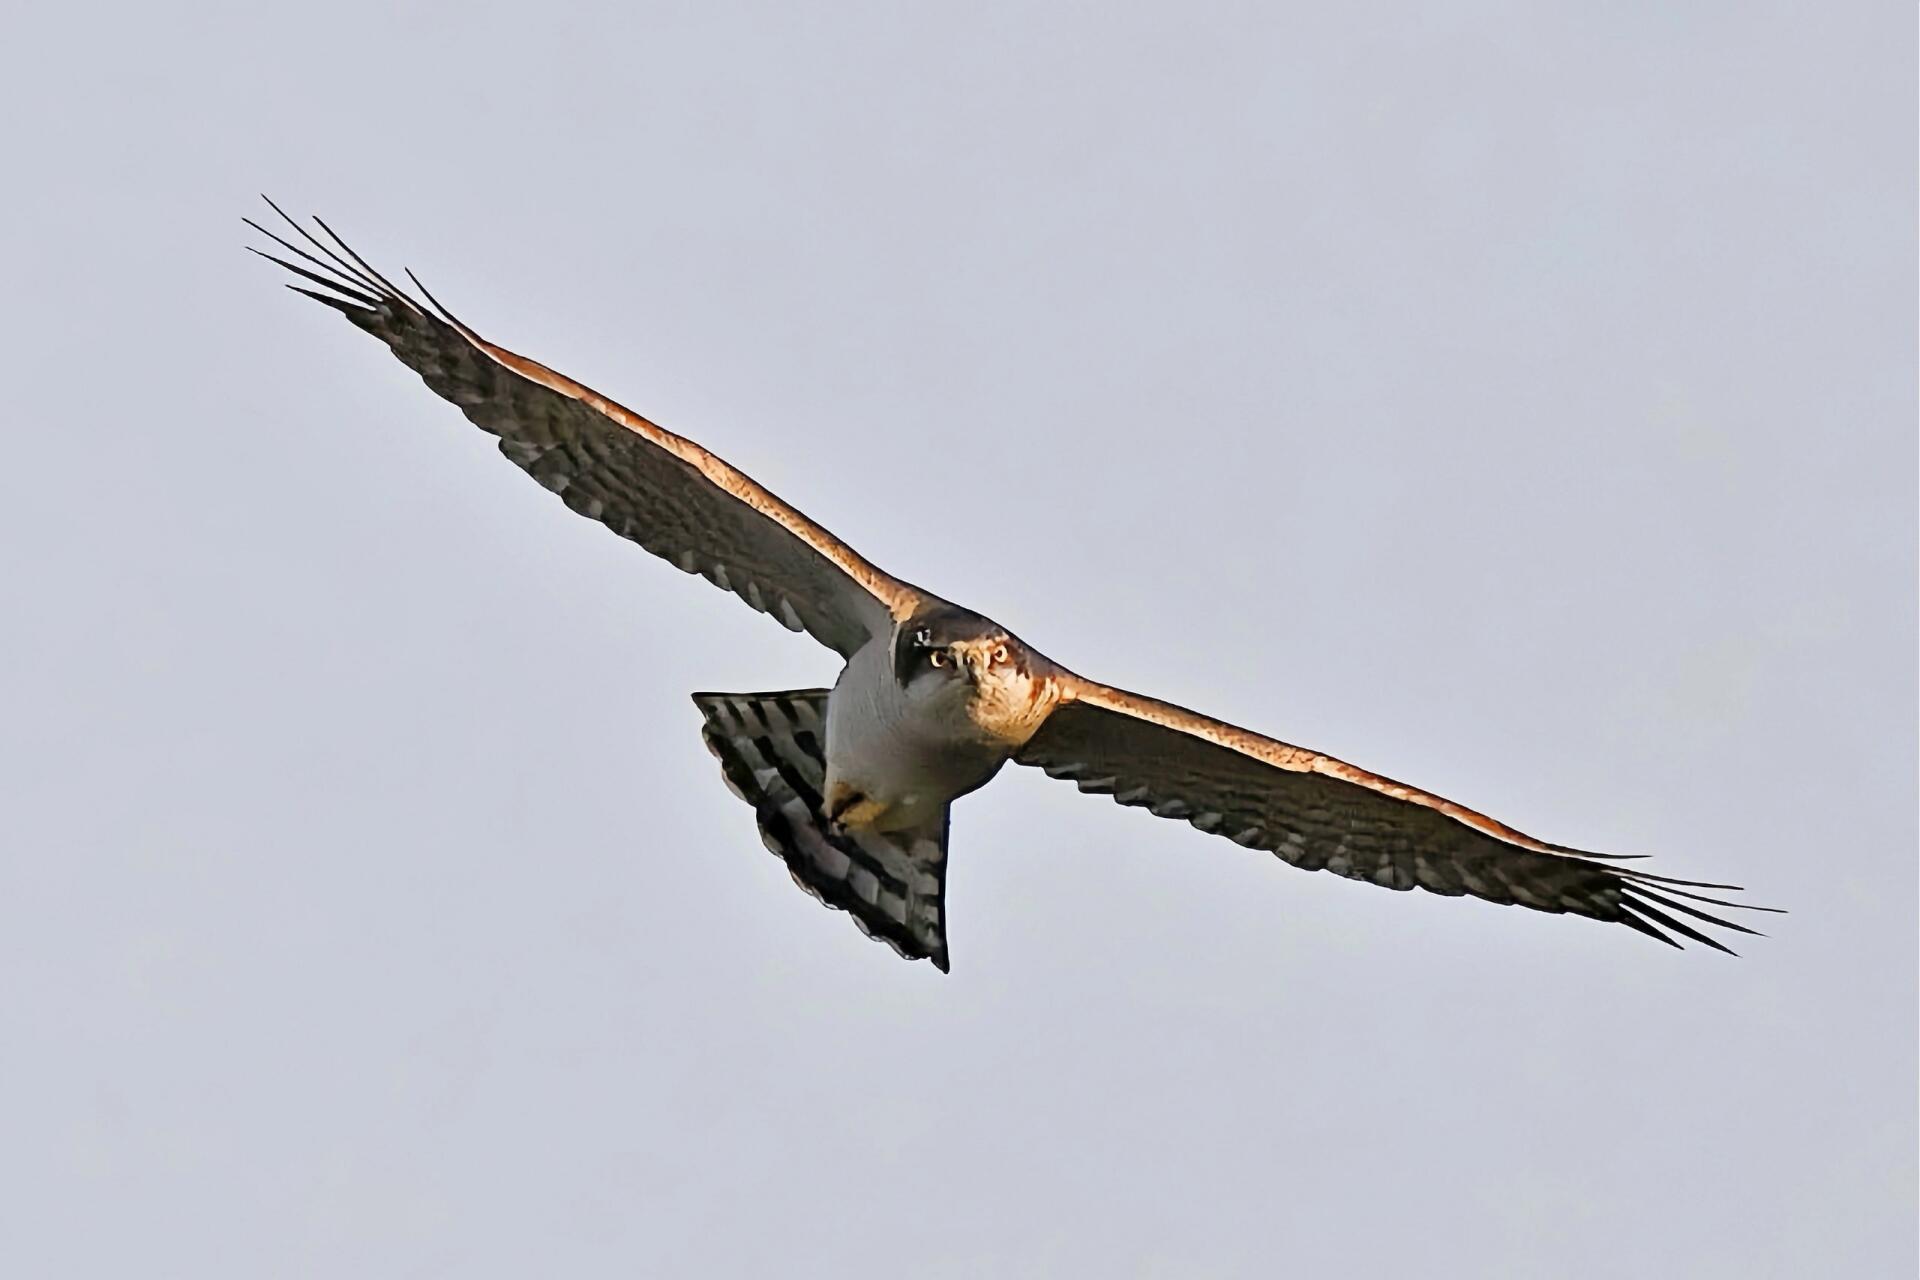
<box><xmin>825</xmin><ymin>611</ymin><xmax>1054</xmax><ymax>834</ymax></box>
<box><xmin>248</xmin><ymin>200</ymin><xmax>1774</xmax><ymax>971</ymax></box>
<box><xmin>824</xmin><ymin>635</ymin><xmax>973</xmax><ymax>835</ymax></box>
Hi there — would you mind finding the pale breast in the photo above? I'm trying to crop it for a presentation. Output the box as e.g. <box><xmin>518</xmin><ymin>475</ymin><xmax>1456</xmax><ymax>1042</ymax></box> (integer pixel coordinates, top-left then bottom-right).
<box><xmin>824</xmin><ymin>639</ymin><xmax>1007</xmax><ymax>830</ymax></box>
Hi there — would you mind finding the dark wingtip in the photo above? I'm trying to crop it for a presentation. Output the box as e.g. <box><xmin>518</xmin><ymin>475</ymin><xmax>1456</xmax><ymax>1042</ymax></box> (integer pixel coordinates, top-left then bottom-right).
<box><xmin>1617</xmin><ymin>867</ymin><xmax>1745</xmax><ymax>893</ymax></box>
<box><xmin>285</xmin><ymin>284</ymin><xmax>374</xmax><ymax>318</ymax></box>
<box><xmin>1622</xmin><ymin>893</ymin><xmax>1739</xmax><ymax>955</ymax></box>
<box><xmin>247</xmin><ymin>245</ymin><xmax>384</xmax><ymax>309</ymax></box>
<box><xmin>310</xmin><ymin>214</ymin><xmax>425</xmax><ymax>315</ymax></box>
<box><xmin>1636</xmin><ymin>887</ymin><xmax>1763</xmax><ymax>937</ymax></box>
<box><xmin>1618</xmin><ymin>911</ymin><xmax>1685</xmax><ymax>951</ymax></box>
<box><xmin>257</xmin><ymin>196</ymin><xmax>397</xmax><ymax>302</ymax></box>
<box><xmin>403</xmin><ymin>267</ymin><xmax>481</xmax><ymax>339</ymax></box>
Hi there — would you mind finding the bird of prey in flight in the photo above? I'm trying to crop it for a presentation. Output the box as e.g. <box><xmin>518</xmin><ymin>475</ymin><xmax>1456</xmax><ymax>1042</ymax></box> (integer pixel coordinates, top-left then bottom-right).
<box><xmin>247</xmin><ymin>199</ymin><xmax>1772</xmax><ymax>972</ymax></box>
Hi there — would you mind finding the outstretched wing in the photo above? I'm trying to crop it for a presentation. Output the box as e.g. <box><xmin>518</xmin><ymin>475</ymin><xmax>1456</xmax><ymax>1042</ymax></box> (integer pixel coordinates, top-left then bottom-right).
<box><xmin>694</xmin><ymin>690</ymin><xmax>952</xmax><ymax>970</ymax></box>
<box><xmin>1018</xmin><ymin>675</ymin><xmax>1776</xmax><ymax>952</ymax></box>
<box><xmin>247</xmin><ymin>199</ymin><xmax>923</xmax><ymax>658</ymax></box>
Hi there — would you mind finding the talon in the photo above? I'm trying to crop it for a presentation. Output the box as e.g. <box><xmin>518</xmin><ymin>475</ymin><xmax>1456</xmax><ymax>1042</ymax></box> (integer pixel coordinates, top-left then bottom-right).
<box><xmin>825</xmin><ymin>781</ymin><xmax>887</xmax><ymax>831</ymax></box>
<box><xmin>825</xmin><ymin>781</ymin><xmax>866</xmax><ymax>824</ymax></box>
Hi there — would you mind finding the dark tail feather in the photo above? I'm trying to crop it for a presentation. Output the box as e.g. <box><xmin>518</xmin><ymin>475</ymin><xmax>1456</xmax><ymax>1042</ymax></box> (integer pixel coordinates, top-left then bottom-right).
<box><xmin>693</xmin><ymin>690</ymin><xmax>952</xmax><ymax>971</ymax></box>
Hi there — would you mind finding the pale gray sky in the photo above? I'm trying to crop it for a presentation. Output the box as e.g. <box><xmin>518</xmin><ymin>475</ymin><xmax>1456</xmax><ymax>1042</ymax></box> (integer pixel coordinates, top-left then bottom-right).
<box><xmin>2</xmin><ymin>3</ymin><xmax>1913</xmax><ymax>1276</ymax></box>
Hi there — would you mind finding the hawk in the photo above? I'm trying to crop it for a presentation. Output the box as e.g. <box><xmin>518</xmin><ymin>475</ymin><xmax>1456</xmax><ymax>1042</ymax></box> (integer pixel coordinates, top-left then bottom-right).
<box><xmin>248</xmin><ymin>200</ymin><xmax>1772</xmax><ymax>972</ymax></box>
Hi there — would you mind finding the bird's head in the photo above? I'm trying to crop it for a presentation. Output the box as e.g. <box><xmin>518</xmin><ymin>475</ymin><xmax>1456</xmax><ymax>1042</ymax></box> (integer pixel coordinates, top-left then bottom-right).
<box><xmin>893</xmin><ymin>608</ymin><xmax>1023</xmax><ymax>687</ymax></box>
<box><xmin>891</xmin><ymin>607</ymin><xmax>1049</xmax><ymax>733</ymax></box>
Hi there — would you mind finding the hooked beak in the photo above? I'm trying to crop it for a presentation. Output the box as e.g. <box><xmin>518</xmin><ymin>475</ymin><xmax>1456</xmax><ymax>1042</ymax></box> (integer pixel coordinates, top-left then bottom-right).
<box><xmin>951</xmin><ymin>644</ymin><xmax>985</xmax><ymax>682</ymax></box>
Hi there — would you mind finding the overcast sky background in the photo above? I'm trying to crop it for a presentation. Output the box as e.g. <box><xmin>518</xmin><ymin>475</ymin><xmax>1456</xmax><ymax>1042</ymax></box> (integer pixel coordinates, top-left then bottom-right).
<box><xmin>2</xmin><ymin>4</ymin><xmax>1913</xmax><ymax>1277</ymax></box>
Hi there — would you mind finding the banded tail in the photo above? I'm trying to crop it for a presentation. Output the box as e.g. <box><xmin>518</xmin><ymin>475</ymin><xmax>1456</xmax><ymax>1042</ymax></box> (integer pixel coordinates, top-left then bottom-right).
<box><xmin>693</xmin><ymin>690</ymin><xmax>952</xmax><ymax>970</ymax></box>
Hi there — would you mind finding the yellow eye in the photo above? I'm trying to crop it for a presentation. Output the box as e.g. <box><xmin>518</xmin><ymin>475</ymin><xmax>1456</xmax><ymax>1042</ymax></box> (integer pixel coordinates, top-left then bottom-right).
<box><xmin>992</xmin><ymin>644</ymin><xmax>1010</xmax><ymax>665</ymax></box>
<box><xmin>929</xmin><ymin>650</ymin><xmax>948</xmax><ymax>668</ymax></box>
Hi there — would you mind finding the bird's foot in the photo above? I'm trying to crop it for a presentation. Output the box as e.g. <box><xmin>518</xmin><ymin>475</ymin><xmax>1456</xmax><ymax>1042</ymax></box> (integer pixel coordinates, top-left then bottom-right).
<box><xmin>825</xmin><ymin>782</ymin><xmax>888</xmax><ymax>832</ymax></box>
